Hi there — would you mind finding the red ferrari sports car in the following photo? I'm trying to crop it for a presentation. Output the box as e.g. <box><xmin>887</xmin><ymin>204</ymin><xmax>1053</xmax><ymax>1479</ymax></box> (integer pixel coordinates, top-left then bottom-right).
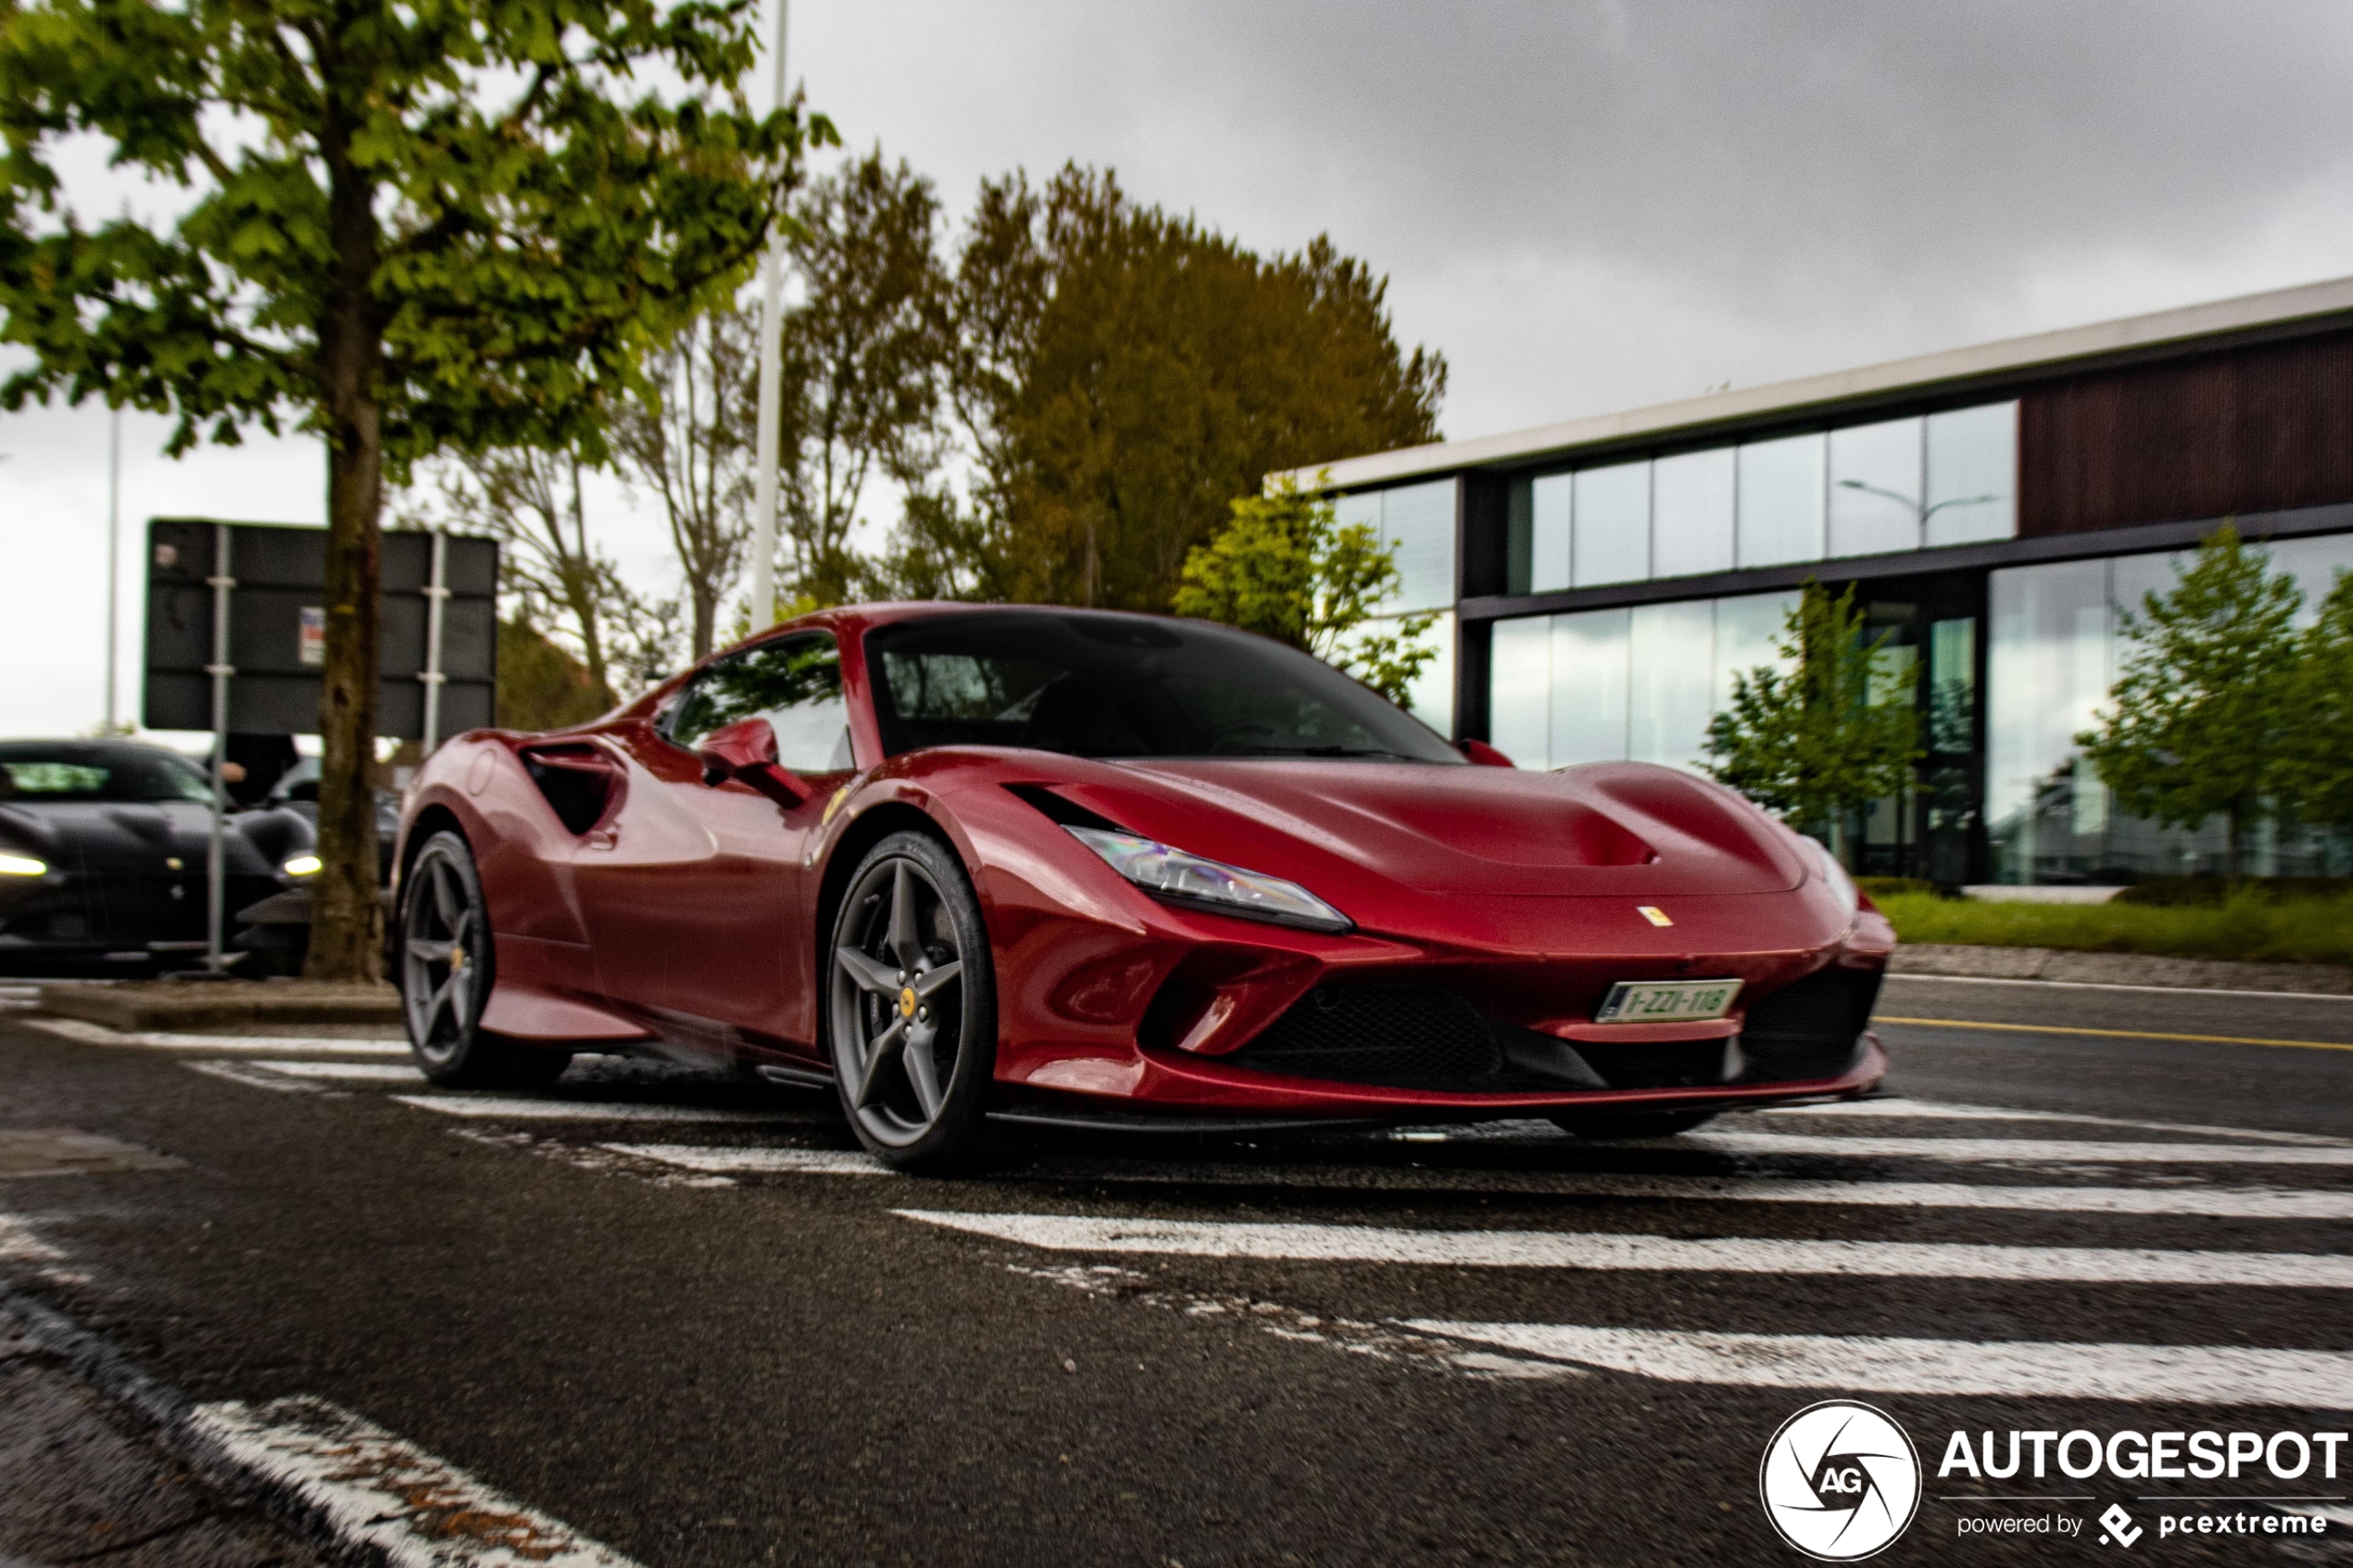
<box><xmin>392</xmin><ymin>603</ymin><xmax>1890</xmax><ymax>1170</ymax></box>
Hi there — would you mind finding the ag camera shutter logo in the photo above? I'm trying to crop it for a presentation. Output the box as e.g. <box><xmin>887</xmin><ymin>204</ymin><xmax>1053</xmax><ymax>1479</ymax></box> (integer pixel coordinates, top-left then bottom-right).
<box><xmin>1759</xmin><ymin>1400</ymin><xmax>1922</xmax><ymax>1560</ymax></box>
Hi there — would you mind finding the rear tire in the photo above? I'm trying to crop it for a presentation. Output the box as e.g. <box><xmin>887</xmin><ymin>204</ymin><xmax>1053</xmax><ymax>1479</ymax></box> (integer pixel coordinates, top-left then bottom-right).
<box><xmin>824</xmin><ymin>831</ymin><xmax>999</xmax><ymax>1173</ymax></box>
<box><xmin>1549</xmin><ymin>1110</ymin><xmax>1716</xmax><ymax>1139</ymax></box>
<box><xmin>398</xmin><ymin>832</ymin><xmax>573</xmax><ymax>1089</ymax></box>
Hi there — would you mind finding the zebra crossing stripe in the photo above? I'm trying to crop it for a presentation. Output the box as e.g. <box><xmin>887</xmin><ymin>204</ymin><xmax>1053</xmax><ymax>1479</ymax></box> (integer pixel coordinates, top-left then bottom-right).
<box><xmin>28</xmin><ymin>1018</ymin><xmax>412</xmax><ymax>1057</ymax></box>
<box><xmin>390</xmin><ymin>1095</ymin><xmax>824</xmax><ymax>1124</ymax></box>
<box><xmin>1669</xmin><ymin>1131</ymin><xmax>2353</xmax><ymax>1165</ymax></box>
<box><xmin>187</xmin><ymin>1397</ymin><xmax>642</xmax><ymax>1566</ymax></box>
<box><xmin>896</xmin><ymin>1211</ymin><xmax>2353</xmax><ymax>1288</ymax></box>
<box><xmin>603</xmin><ymin>1144</ymin><xmax>888</xmax><ymax>1174</ymax></box>
<box><xmin>1758</xmin><ymin>1099</ymin><xmax>2350</xmax><ymax>1147</ymax></box>
<box><xmin>1401</xmin><ymin>1322</ymin><xmax>2353</xmax><ymax>1408</ymax></box>
<box><xmin>248</xmin><ymin>1060</ymin><xmax>427</xmax><ymax>1085</ymax></box>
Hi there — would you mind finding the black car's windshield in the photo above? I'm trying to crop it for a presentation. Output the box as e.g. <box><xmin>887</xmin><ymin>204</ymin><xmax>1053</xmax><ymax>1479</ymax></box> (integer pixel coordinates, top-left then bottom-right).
<box><xmin>864</xmin><ymin>612</ymin><xmax>1464</xmax><ymax>764</ymax></box>
<box><xmin>0</xmin><ymin>746</ymin><xmax>215</xmax><ymax>803</ymax></box>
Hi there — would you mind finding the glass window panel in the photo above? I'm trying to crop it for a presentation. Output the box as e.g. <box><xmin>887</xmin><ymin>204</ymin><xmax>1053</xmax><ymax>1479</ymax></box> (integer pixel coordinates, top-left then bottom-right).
<box><xmin>1736</xmin><ymin>433</ymin><xmax>1826</xmax><ymax>567</ymax></box>
<box><xmin>1572</xmin><ymin>461</ymin><xmax>1651</xmax><ymax>586</ymax></box>
<box><xmin>2259</xmin><ymin>533</ymin><xmax>2353</xmax><ymax>628</ymax></box>
<box><xmin>1712</xmin><ymin>591</ymin><xmax>1797</xmax><ymax>713</ymax></box>
<box><xmin>1332</xmin><ymin>489</ymin><xmax>1380</xmax><ymax>539</ymax></box>
<box><xmin>1927</xmin><ymin>617</ymin><xmax>1976</xmax><ymax>754</ymax></box>
<box><xmin>1504</xmin><ymin>480</ymin><xmax>1532</xmax><ymax>596</ymax></box>
<box><xmin>1488</xmin><ymin>616</ymin><xmax>1551</xmax><ymax>770</ymax></box>
<box><xmin>1986</xmin><ymin>558</ymin><xmax>2109</xmax><ymax>882</ymax></box>
<box><xmin>1651</xmin><ymin>448</ymin><xmax>1734</xmax><ymax>579</ymax></box>
<box><xmin>1403</xmin><ymin>610</ymin><xmax>1455</xmax><ymax>735</ymax></box>
<box><xmin>1828</xmin><ymin>417</ymin><xmax>1923</xmax><ymax>558</ymax></box>
<box><xmin>1377</xmin><ymin>481</ymin><xmax>1456</xmax><ymax>613</ymax></box>
<box><xmin>1924</xmin><ymin>402</ymin><xmax>2017</xmax><ymax>546</ymax></box>
<box><xmin>1550</xmin><ymin>607</ymin><xmax>1629</xmax><ymax>765</ymax></box>
<box><xmin>1530</xmin><ymin>473</ymin><xmax>1573</xmax><ymax>594</ymax></box>
<box><xmin>1628</xmin><ymin>600</ymin><xmax>1715</xmax><ymax>770</ymax></box>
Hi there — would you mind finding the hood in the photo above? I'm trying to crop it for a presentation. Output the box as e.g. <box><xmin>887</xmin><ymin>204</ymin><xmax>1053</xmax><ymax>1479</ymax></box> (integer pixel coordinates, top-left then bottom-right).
<box><xmin>1043</xmin><ymin>758</ymin><xmax>1806</xmax><ymax>899</ymax></box>
<box><xmin>0</xmin><ymin>800</ymin><xmax>308</xmax><ymax>878</ymax></box>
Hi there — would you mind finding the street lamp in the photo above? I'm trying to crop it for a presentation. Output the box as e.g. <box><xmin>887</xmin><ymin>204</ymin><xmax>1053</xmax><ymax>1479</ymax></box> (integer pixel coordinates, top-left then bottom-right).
<box><xmin>748</xmin><ymin>0</ymin><xmax>790</xmax><ymax>633</ymax></box>
<box><xmin>1835</xmin><ymin>477</ymin><xmax>1997</xmax><ymax>532</ymax></box>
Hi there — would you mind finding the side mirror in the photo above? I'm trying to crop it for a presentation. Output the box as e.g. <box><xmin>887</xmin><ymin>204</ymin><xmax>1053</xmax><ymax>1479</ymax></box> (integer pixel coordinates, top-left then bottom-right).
<box><xmin>695</xmin><ymin>718</ymin><xmax>812</xmax><ymax>807</ymax></box>
<box><xmin>1457</xmin><ymin>737</ymin><xmax>1516</xmax><ymax>768</ymax></box>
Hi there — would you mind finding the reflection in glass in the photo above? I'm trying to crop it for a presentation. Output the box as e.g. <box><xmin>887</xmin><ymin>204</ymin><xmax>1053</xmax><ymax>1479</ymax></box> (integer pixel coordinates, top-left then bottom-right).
<box><xmin>1333</xmin><ymin>488</ymin><xmax>1380</xmax><ymax>543</ymax></box>
<box><xmin>1713</xmin><ymin>592</ymin><xmax>1797</xmax><ymax>711</ymax></box>
<box><xmin>1550</xmin><ymin>607</ymin><xmax>1630</xmax><ymax>764</ymax></box>
<box><xmin>1489</xmin><ymin>616</ymin><xmax>1551</xmax><ymax>769</ymax></box>
<box><xmin>1927</xmin><ymin>618</ymin><xmax>1976</xmax><ymax>754</ymax></box>
<box><xmin>1572</xmin><ymin>462</ymin><xmax>1651</xmax><ymax>587</ymax></box>
<box><xmin>1652</xmin><ymin>448</ymin><xmax>1735</xmax><ymax>579</ymax></box>
<box><xmin>1629</xmin><ymin>600</ymin><xmax>1714</xmax><ymax>769</ymax></box>
<box><xmin>1736</xmin><ymin>433</ymin><xmax>1826</xmax><ymax>567</ymax></box>
<box><xmin>1828</xmin><ymin>418</ymin><xmax>1923</xmax><ymax>558</ymax></box>
<box><xmin>1924</xmin><ymin>403</ymin><xmax>2017</xmax><ymax>546</ymax></box>
<box><xmin>1378</xmin><ymin>481</ymin><xmax>1457</xmax><ymax>613</ymax></box>
<box><xmin>1530</xmin><ymin>473</ymin><xmax>1573</xmax><ymax>594</ymax></box>
<box><xmin>1987</xmin><ymin>558</ymin><xmax>2108</xmax><ymax>882</ymax></box>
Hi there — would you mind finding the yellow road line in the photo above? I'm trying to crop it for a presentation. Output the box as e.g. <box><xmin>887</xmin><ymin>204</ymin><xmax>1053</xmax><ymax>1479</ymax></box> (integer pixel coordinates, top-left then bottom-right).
<box><xmin>1876</xmin><ymin>1016</ymin><xmax>2353</xmax><ymax>1053</ymax></box>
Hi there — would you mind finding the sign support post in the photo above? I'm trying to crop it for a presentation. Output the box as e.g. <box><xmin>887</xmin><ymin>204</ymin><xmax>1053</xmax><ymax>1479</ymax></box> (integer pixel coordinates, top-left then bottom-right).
<box><xmin>420</xmin><ymin>526</ymin><xmax>449</xmax><ymax>754</ymax></box>
<box><xmin>205</xmin><ymin>521</ymin><xmax>234</xmax><ymax>976</ymax></box>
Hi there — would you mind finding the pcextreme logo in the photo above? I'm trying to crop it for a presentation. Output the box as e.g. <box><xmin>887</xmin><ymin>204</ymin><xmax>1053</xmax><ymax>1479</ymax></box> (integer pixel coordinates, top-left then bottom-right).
<box><xmin>1760</xmin><ymin>1400</ymin><xmax>1924</xmax><ymax>1561</ymax></box>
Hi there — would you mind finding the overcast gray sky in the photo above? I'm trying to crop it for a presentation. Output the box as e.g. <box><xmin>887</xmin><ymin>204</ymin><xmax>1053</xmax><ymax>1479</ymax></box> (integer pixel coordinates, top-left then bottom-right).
<box><xmin>9</xmin><ymin>0</ymin><xmax>2353</xmax><ymax>735</ymax></box>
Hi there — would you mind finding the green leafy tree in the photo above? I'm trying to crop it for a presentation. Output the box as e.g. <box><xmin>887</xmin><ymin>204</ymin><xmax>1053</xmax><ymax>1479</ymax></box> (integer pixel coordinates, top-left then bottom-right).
<box><xmin>0</xmin><ymin>0</ymin><xmax>823</xmax><ymax>978</ymax></box>
<box><xmin>2283</xmin><ymin>569</ymin><xmax>2353</xmax><ymax>834</ymax></box>
<box><xmin>1173</xmin><ymin>471</ymin><xmax>1437</xmax><ymax>706</ymax></box>
<box><xmin>1703</xmin><ymin>582</ymin><xmax>1921</xmax><ymax>862</ymax></box>
<box><xmin>2075</xmin><ymin>525</ymin><xmax>2301</xmax><ymax>877</ymax></box>
<box><xmin>913</xmin><ymin>164</ymin><xmax>1444</xmax><ymax>610</ymax></box>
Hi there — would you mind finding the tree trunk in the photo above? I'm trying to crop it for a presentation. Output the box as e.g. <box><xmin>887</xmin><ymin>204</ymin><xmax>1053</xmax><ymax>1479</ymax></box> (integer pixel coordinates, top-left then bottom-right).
<box><xmin>306</xmin><ymin>130</ymin><xmax>385</xmax><ymax>983</ymax></box>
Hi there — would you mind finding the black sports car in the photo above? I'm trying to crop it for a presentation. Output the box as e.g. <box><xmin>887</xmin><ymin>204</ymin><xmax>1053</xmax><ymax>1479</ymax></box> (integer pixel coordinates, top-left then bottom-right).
<box><xmin>0</xmin><ymin>740</ymin><xmax>321</xmax><ymax>973</ymax></box>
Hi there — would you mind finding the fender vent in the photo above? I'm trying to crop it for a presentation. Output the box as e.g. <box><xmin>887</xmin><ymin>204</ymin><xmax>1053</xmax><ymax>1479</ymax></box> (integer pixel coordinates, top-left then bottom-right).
<box><xmin>522</xmin><ymin>745</ymin><xmax>618</xmax><ymax>835</ymax></box>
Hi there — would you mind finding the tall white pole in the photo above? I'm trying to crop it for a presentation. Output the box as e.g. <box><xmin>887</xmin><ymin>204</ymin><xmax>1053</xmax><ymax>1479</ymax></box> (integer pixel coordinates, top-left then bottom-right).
<box><xmin>105</xmin><ymin>405</ymin><xmax>120</xmax><ymax>732</ymax></box>
<box><xmin>748</xmin><ymin>0</ymin><xmax>789</xmax><ymax>633</ymax></box>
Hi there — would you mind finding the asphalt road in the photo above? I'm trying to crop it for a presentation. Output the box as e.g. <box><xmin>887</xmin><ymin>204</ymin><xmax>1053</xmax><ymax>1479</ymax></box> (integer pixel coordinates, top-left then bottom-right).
<box><xmin>3</xmin><ymin>973</ymin><xmax>2351</xmax><ymax>1566</ymax></box>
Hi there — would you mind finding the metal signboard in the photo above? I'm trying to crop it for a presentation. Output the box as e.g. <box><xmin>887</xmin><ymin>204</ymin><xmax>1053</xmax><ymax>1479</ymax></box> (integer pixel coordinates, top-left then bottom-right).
<box><xmin>144</xmin><ymin>519</ymin><xmax>498</xmax><ymax>742</ymax></box>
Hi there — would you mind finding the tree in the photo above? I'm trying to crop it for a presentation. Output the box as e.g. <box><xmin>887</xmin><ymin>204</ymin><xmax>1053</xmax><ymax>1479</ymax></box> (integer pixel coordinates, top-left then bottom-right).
<box><xmin>1172</xmin><ymin>471</ymin><xmax>1436</xmax><ymax>705</ymax></box>
<box><xmin>1704</xmin><ymin>582</ymin><xmax>1921</xmax><ymax>861</ymax></box>
<box><xmin>2078</xmin><ymin>525</ymin><xmax>2303</xmax><ymax>876</ymax></box>
<box><xmin>610</xmin><ymin>303</ymin><xmax>758</xmax><ymax>659</ymax></box>
<box><xmin>1</xmin><ymin>0</ymin><xmax>821</xmax><ymax>978</ymax></box>
<box><xmin>2283</xmin><ymin>568</ymin><xmax>2353</xmax><ymax>834</ymax></box>
<box><xmin>496</xmin><ymin>615</ymin><xmax>613</xmax><ymax>732</ymax></box>
<box><xmin>774</xmin><ymin>148</ymin><xmax>946</xmax><ymax>608</ymax></box>
<box><xmin>920</xmin><ymin>164</ymin><xmax>1445</xmax><ymax>610</ymax></box>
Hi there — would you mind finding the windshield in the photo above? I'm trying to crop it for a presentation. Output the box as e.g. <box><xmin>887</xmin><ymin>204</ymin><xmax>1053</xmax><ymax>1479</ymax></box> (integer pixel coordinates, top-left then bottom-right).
<box><xmin>0</xmin><ymin>746</ymin><xmax>215</xmax><ymax>803</ymax></box>
<box><xmin>863</xmin><ymin>612</ymin><xmax>1463</xmax><ymax>764</ymax></box>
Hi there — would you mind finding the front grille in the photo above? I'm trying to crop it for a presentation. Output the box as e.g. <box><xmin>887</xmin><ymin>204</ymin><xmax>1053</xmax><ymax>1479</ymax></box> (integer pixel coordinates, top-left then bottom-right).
<box><xmin>1232</xmin><ymin>985</ymin><xmax>1504</xmax><ymax>1085</ymax></box>
<box><xmin>1735</xmin><ymin>965</ymin><xmax>1880</xmax><ymax>1083</ymax></box>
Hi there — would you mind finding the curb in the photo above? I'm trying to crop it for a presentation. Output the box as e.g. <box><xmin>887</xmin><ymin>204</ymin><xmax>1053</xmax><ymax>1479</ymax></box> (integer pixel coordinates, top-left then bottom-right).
<box><xmin>1891</xmin><ymin>943</ymin><xmax>2353</xmax><ymax>997</ymax></box>
<box><xmin>37</xmin><ymin>984</ymin><xmax>400</xmax><ymax>1032</ymax></box>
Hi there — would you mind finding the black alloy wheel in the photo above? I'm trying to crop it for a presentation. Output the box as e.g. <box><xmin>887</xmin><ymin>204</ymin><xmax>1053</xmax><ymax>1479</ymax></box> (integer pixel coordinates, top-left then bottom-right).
<box><xmin>399</xmin><ymin>831</ymin><xmax>570</xmax><ymax>1088</ymax></box>
<box><xmin>826</xmin><ymin>831</ymin><xmax>999</xmax><ymax>1172</ymax></box>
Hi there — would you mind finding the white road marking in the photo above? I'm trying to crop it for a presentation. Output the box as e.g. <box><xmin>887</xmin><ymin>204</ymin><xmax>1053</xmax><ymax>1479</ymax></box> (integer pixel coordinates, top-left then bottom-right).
<box><xmin>27</xmin><ymin>1018</ymin><xmax>410</xmax><ymax>1057</ymax></box>
<box><xmin>604</xmin><ymin>1143</ymin><xmax>887</xmax><ymax>1174</ymax></box>
<box><xmin>1888</xmin><ymin>972</ymin><xmax>2353</xmax><ymax>1004</ymax></box>
<box><xmin>898</xmin><ymin>1210</ymin><xmax>2353</xmax><ymax>1288</ymax></box>
<box><xmin>0</xmin><ymin>1213</ymin><xmax>63</xmax><ymax>1261</ymax></box>
<box><xmin>1403</xmin><ymin>1322</ymin><xmax>2353</xmax><ymax>1409</ymax></box>
<box><xmin>392</xmin><ymin>1095</ymin><xmax>823</xmax><ymax>1123</ymax></box>
<box><xmin>1670</xmin><ymin>1131</ymin><xmax>2353</xmax><ymax>1166</ymax></box>
<box><xmin>1755</xmin><ymin>1098</ymin><xmax>2351</xmax><ymax>1147</ymax></box>
<box><xmin>186</xmin><ymin>1397</ymin><xmax>643</xmax><ymax>1567</ymax></box>
<box><xmin>249</xmin><ymin>1060</ymin><xmax>427</xmax><ymax>1085</ymax></box>
<box><xmin>184</xmin><ymin>1060</ymin><xmax>325</xmax><ymax>1095</ymax></box>
<box><xmin>624</xmin><ymin>1141</ymin><xmax>2353</xmax><ymax>1218</ymax></box>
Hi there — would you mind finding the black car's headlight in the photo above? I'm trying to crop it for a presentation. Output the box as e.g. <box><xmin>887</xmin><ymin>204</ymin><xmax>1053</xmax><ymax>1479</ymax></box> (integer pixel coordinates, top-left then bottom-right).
<box><xmin>0</xmin><ymin>852</ymin><xmax>47</xmax><ymax>878</ymax></box>
<box><xmin>281</xmin><ymin>854</ymin><xmax>323</xmax><ymax>878</ymax></box>
<box><xmin>1065</xmin><ymin>826</ymin><xmax>1350</xmax><ymax>934</ymax></box>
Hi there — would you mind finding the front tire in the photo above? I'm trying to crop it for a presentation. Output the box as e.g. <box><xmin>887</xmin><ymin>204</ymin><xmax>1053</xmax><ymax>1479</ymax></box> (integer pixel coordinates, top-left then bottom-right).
<box><xmin>399</xmin><ymin>832</ymin><xmax>571</xmax><ymax>1089</ymax></box>
<box><xmin>825</xmin><ymin>831</ymin><xmax>998</xmax><ymax>1173</ymax></box>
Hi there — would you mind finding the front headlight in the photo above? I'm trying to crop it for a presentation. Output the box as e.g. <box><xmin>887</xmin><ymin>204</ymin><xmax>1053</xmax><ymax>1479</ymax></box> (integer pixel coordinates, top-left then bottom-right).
<box><xmin>281</xmin><ymin>854</ymin><xmax>323</xmax><ymax>878</ymax></box>
<box><xmin>1065</xmin><ymin>827</ymin><xmax>1351</xmax><ymax>934</ymax></box>
<box><xmin>0</xmin><ymin>852</ymin><xmax>46</xmax><ymax>877</ymax></box>
<box><xmin>1809</xmin><ymin>837</ymin><xmax>1858</xmax><ymax>913</ymax></box>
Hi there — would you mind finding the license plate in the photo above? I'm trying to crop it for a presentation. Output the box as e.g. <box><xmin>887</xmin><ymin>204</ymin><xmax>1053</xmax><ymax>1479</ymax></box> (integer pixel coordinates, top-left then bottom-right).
<box><xmin>1594</xmin><ymin>978</ymin><xmax>1743</xmax><ymax>1023</ymax></box>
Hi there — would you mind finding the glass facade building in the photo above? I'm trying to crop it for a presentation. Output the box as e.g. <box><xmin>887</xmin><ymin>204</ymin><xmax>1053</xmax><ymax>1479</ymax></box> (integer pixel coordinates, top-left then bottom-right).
<box><xmin>1290</xmin><ymin>275</ymin><xmax>2353</xmax><ymax>884</ymax></box>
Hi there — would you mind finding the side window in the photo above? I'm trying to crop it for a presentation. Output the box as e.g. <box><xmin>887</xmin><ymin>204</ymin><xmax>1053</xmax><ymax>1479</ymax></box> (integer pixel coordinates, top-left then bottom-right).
<box><xmin>669</xmin><ymin>633</ymin><xmax>854</xmax><ymax>772</ymax></box>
